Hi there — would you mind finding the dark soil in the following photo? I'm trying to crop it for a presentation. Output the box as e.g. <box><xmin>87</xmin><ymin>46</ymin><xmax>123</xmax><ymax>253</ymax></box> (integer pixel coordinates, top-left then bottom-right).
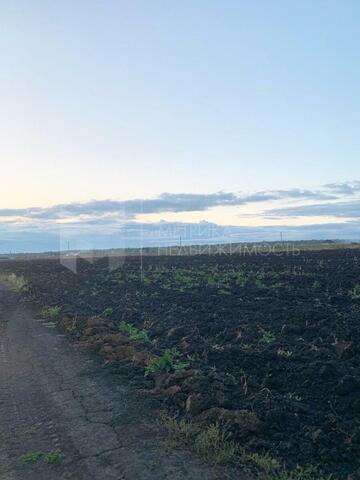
<box><xmin>2</xmin><ymin>248</ymin><xmax>360</xmax><ymax>479</ymax></box>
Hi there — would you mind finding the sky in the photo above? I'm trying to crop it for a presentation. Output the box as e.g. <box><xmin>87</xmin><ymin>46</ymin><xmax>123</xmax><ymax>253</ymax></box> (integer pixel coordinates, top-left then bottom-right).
<box><xmin>1</xmin><ymin>1</ymin><xmax>360</xmax><ymax>252</ymax></box>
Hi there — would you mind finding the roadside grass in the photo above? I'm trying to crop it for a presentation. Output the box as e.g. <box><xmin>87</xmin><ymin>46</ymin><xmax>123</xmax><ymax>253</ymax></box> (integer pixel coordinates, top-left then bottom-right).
<box><xmin>0</xmin><ymin>272</ymin><xmax>27</xmax><ymax>292</ymax></box>
<box><xmin>245</xmin><ymin>452</ymin><xmax>332</xmax><ymax>480</ymax></box>
<box><xmin>159</xmin><ymin>413</ymin><xmax>334</xmax><ymax>480</ymax></box>
<box><xmin>41</xmin><ymin>305</ymin><xmax>62</xmax><ymax>318</ymax></box>
<box><xmin>160</xmin><ymin>413</ymin><xmax>238</xmax><ymax>465</ymax></box>
<box><xmin>159</xmin><ymin>413</ymin><xmax>195</xmax><ymax>444</ymax></box>
<box><xmin>195</xmin><ymin>423</ymin><xmax>239</xmax><ymax>465</ymax></box>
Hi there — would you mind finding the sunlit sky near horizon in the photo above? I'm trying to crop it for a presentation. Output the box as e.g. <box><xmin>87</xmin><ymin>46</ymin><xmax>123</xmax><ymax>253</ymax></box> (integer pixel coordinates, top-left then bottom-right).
<box><xmin>1</xmin><ymin>1</ymin><xmax>360</xmax><ymax>251</ymax></box>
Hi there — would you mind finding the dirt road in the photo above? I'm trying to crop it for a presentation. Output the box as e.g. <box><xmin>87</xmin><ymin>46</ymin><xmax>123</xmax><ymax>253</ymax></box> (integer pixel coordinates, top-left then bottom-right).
<box><xmin>0</xmin><ymin>284</ymin><xmax>219</xmax><ymax>480</ymax></box>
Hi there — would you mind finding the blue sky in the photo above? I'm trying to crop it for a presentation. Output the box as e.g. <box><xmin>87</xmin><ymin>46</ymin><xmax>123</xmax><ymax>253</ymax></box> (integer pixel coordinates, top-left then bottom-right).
<box><xmin>1</xmin><ymin>1</ymin><xmax>360</xmax><ymax>252</ymax></box>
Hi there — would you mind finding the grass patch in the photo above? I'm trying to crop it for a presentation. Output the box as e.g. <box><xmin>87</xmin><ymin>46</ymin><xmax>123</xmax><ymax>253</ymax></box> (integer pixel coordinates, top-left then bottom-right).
<box><xmin>159</xmin><ymin>413</ymin><xmax>334</xmax><ymax>479</ymax></box>
<box><xmin>0</xmin><ymin>273</ymin><xmax>27</xmax><ymax>292</ymax></box>
<box><xmin>161</xmin><ymin>414</ymin><xmax>238</xmax><ymax>465</ymax></box>
<box><xmin>244</xmin><ymin>453</ymin><xmax>333</xmax><ymax>480</ymax></box>
<box><xmin>195</xmin><ymin>423</ymin><xmax>239</xmax><ymax>465</ymax></box>
<box><xmin>160</xmin><ymin>412</ymin><xmax>195</xmax><ymax>444</ymax></box>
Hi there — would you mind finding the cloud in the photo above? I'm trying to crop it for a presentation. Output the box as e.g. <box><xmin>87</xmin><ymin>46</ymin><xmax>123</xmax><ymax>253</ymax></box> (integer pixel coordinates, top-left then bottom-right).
<box><xmin>0</xmin><ymin>193</ymin><xmax>245</xmax><ymax>220</ymax></box>
<box><xmin>274</xmin><ymin>189</ymin><xmax>336</xmax><ymax>200</ymax></box>
<box><xmin>0</xmin><ymin>188</ymin><xmax>343</xmax><ymax>222</ymax></box>
<box><xmin>324</xmin><ymin>181</ymin><xmax>360</xmax><ymax>195</ymax></box>
<box><xmin>1</xmin><ymin>182</ymin><xmax>359</xmax><ymax>253</ymax></box>
<box><xmin>267</xmin><ymin>200</ymin><xmax>360</xmax><ymax>218</ymax></box>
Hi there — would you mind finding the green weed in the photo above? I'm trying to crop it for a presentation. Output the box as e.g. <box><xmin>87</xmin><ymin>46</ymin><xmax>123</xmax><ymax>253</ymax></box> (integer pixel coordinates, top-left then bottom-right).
<box><xmin>259</xmin><ymin>330</ymin><xmax>276</xmax><ymax>345</ymax></box>
<box><xmin>350</xmin><ymin>284</ymin><xmax>360</xmax><ymax>300</ymax></box>
<box><xmin>42</xmin><ymin>305</ymin><xmax>62</xmax><ymax>318</ymax></box>
<box><xmin>102</xmin><ymin>307</ymin><xmax>114</xmax><ymax>317</ymax></box>
<box><xmin>118</xmin><ymin>321</ymin><xmax>151</xmax><ymax>343</ymax></box>
<box><xmin>277</xmin><ymin>348</ymin><xmax>293</xmax><ymax>358</ymax></box>
<box><xmin>19</xmin><ymin>451</ymin><xmax>43</xmax><ymax>464</ymax></box>
<box><xmin>45</xmin><ymin>450</ymin><xmax>63</xmax><ymax>464</ymax></box>
<box><xmin>286</xmin><ymin>392</ymin><xmax>302</xmax><ymax>402</ymax></box>
<box><xmin>145</xmin><ymin>349</ymin><xmax>188</xmax><ymax>376</ymax></box>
